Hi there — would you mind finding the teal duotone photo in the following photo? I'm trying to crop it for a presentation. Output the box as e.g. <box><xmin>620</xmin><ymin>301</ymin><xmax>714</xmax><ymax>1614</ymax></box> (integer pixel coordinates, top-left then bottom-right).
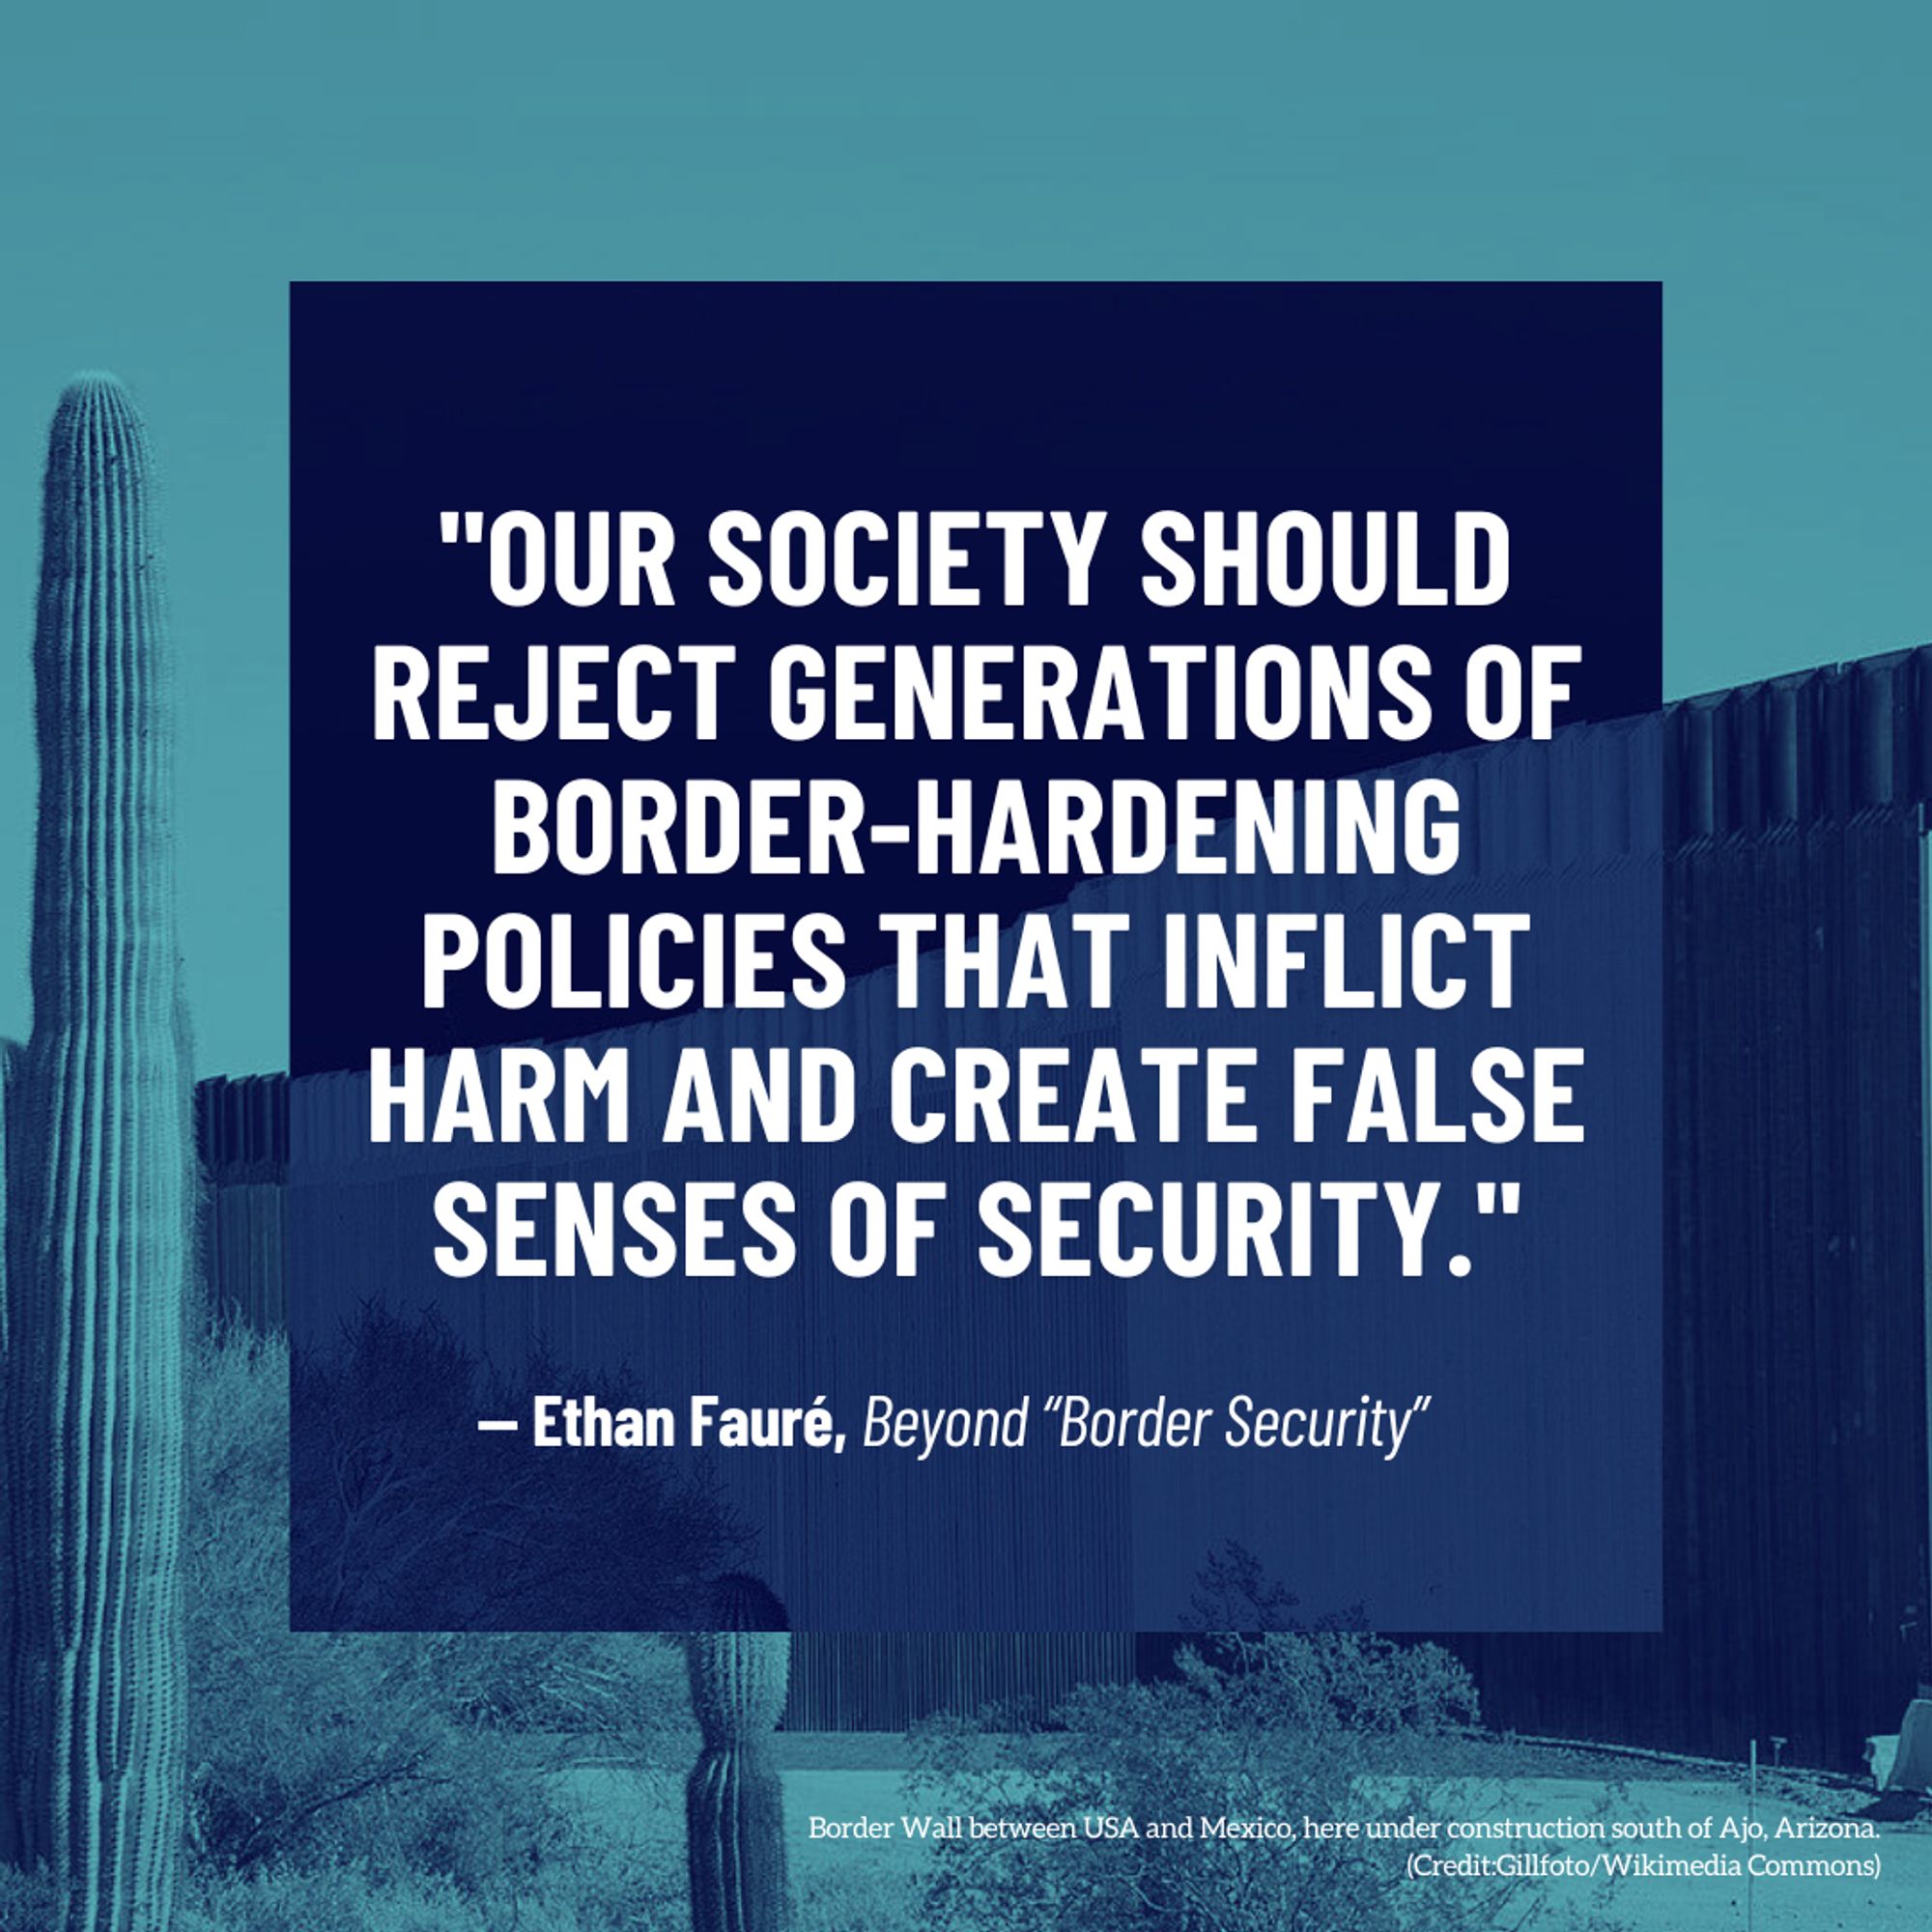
<box><xmin>4</xmin><ymin>5</ymin><xmax>1932</xmax><ymax>1931</ymax></box>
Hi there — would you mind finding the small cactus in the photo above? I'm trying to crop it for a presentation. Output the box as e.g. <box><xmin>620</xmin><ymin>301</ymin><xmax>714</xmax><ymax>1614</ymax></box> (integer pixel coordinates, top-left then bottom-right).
<box><xmin>0</xmin><ymin>375</ymin><xmax>191</xmax><ymax>1931</ymax></box>
<box><xmin>686</xmin><ymin>1576</ymin><xmax>792</xmax><ymax>1932</ymax></box>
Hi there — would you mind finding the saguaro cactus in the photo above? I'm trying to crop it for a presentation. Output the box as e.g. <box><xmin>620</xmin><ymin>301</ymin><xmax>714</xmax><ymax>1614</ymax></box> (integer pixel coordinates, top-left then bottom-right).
<box><xmin>0</xmin><ymin>375</ymin><xmax>191</xmax><ymax>1932</ymax></box>
<box><xmin>685</xmin><ymin>1576</ymin><xmax>792</xmax><ymax>1932</ymax></box>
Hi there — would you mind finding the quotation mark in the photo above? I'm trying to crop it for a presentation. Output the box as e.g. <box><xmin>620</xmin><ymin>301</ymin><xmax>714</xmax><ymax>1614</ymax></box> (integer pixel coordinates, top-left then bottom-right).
<box><xmin>1448</xmin><ymin>1182</ymin><xmax>1521</xmax><ymax>1278</ymax></box>
<box><xmin>440</xmin><ymin>511</ymin><xmax>485</xmax><ymax>544</ymax></box>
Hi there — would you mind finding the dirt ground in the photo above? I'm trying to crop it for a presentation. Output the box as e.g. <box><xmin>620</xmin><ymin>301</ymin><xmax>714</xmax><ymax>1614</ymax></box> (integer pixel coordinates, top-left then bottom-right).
<box><xmin>775</xmin><ymin>1766</ymin><xmax>1932</xmax><ymax>1929</ymax></box>
<box><xmin>573</xmin><ymin>1754</ymin><xmax>1932</xmax><ymax>1928</ymax></box>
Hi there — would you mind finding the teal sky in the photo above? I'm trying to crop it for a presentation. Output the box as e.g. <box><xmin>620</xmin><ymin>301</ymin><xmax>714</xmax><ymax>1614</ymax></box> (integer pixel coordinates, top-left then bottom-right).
<box><xmin>1</xmin><ymin>5</ymin><xmax>1926</xmax><ymax>1076</ymax></box>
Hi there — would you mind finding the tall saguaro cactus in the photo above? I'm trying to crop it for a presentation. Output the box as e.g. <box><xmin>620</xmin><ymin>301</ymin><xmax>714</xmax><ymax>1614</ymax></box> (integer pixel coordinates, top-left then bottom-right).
<box><xmin>0</xmin><ymin>375</ymin><xmax>191</xmax><ymax>1932</ymax></box>
<box><xmin>685</xmin><ymin>1577</ymin><xmax>792</xmax><ymax>1932</ymax></box>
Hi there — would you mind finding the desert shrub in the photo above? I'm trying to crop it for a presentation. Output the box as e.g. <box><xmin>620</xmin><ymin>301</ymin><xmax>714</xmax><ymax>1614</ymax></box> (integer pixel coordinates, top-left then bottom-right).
<box><xmin>907</xmin><ymin>1632</ymin><xmax>1555</xmax><ymax>1932</ymax></box>
<box><xmin>1178</xmin><ymin>1540</ymin><xmax>1367</xmax><ymax>1633</ymax></box>
<box><xmin>794</xmin><ymin>1859</ymin><xmax>925</xmax><ymax>1932</ymax></box>
<box><xmin>290</xmin><ymin>1304</ymin><xmax>744</xmax><ymax>1628</ymax></box>
<box><xmin>177</xmin><ymin>1867</ymin><xmax>486</xmax><ymax>1932</ymax></box>
<box><xmin>182</xmin><ymin>1317</ymin><xmax>694</xmax><ymax>1918</ymax></box>
<box><xmin>177</xmin><ymin>1855</ymin><xmax>683</xmax><ymax>1932</ymax></box>
<box><xmin>0</xmin><ymin>1867</ymin><xmax>56</xmax><ymax>1932</ymax></box>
